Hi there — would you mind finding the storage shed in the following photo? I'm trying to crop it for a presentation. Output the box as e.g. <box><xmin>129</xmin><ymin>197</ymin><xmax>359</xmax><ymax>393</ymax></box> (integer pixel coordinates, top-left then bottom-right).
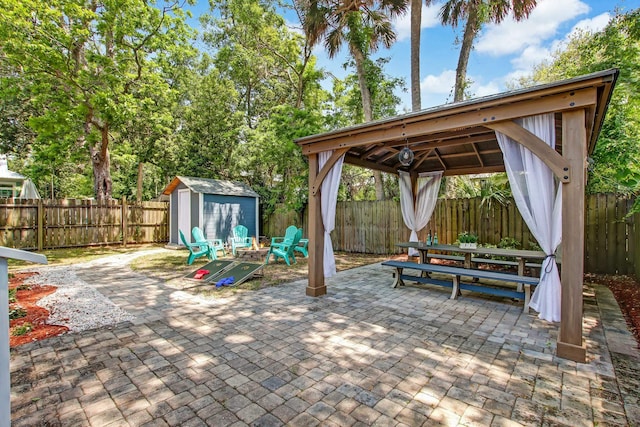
<box><xmin>162</xmin><ymin>176</ymin><xmax>260</xmax><ymax>246</ymax></box>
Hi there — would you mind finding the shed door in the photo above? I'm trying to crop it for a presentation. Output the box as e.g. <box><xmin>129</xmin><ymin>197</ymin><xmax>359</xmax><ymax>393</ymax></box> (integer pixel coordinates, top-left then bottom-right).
<box><xmin>178</xmin><ymin>189</ymin><xmax>191</xmax><ymax>244</ymax></box>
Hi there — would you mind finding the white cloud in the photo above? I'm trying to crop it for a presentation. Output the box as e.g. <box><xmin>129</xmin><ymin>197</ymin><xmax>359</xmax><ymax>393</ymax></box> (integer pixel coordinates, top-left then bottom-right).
<box><xmin>420</xmin><ymin>69</ymin><xmax>456</xmax><ymax>95</ymax></box>
<box><xmin>510</xmin><ymin>44</ymin><xmax>553</xmax><ymax>70</ymax></box>
<box><xmin>570</xmin><ymin>12</ymin><xmax>610</xmax><ymax>34</ymax></box>
<box><xmin>394</xmin><ymin>3</ymin><xmax>442</xmax><ymax>42</ymax></box>
<box><xmin>471</xmin><ymin>80</ymin><xmax>501</xmax><ymax>98</ymax></box>
<box><xmin>508</xmin><ymin>11</ymin><xmax>611</xmax><ymax>73</ymax></box>
<box><xmin>475</xmin><ymin>0</ymin><xmax>590</xmax><ymax>57</ymax></box>
<box><xmin>418</xmin><ymin>69</ymin><xmax>456</xmax><ymax>107</ymax></box>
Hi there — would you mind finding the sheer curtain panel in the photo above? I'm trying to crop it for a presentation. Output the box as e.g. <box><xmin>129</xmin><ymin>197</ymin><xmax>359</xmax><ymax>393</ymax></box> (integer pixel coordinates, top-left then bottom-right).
<box><xmin>319</xmin><ymin>151</ymin><xmax>345</xmax><ymax>278</ymax></box>
<box><xmin>399</xmin><ymin>171</ymin><xmax>443</xmax><ymax>256</ymax></box>
<box><xmin>495</xmin><ymin>113</ymin><xmax>562</xmax><ymax>322</ymax></box>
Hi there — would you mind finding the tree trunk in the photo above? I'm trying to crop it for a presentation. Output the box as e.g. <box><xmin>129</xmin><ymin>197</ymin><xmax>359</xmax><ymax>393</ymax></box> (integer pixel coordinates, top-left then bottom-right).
<box><xmin>352</xmin><ymin>48</ymin><xmax>373</xmax><ymax>122</ymax></box>
<box><xmin>352</xmin><ymin>47</ymin><xmax>384</xmax><ymax>199</ymax></box>
<box><xmin>136</xmin><ymin>162</ymin><xmax>144</xmax><ymax>202</ymax></box>
<box><xmin>454</xmin><ymin>9</ymin><xmax>479</xmax><ymax>102</ymax></box>
<box><xmin>410</xmin><ymin>0</ymin><xmax>422</xmax><ymax>111</ymax></box>
<box><xmin>90</xmin><ymin>126</ymin><xmax>112</xmax><ymax>201</ymax></box>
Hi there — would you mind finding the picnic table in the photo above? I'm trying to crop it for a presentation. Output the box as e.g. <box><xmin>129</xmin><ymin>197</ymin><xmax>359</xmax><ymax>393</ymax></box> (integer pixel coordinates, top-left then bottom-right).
<box><xmin>396</xmin><ymin>242</ymin><xmax>548</xmax><ymax>277</ymax></box>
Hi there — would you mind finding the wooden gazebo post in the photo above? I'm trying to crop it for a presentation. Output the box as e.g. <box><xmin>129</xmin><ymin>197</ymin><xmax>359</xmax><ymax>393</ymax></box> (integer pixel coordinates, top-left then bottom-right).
<box><xmin>306</xmin><ymin>153</ymin><xmax>326</xmax><ymax>296</ymax></box>
<box><xmin>557</xmin><ymin>110</ymin><xmax>588</xmax><ymax>362</ymax></box>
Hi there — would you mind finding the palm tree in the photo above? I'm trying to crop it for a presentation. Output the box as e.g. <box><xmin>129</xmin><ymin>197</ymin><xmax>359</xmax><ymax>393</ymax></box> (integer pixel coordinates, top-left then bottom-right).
<box><xmin>410</xmin><ymin>0</ymin><xmax>423</xmax><ymax>111</ymax></box>
<box><xmin>302</xmin><ymin>0</ymin><xmax>407</xmax><ymax>199</ymax></box>
<box><xmin>439</xmin><ymin>0</ymin><xmax>537</xmax><ymax>102</ymax></box>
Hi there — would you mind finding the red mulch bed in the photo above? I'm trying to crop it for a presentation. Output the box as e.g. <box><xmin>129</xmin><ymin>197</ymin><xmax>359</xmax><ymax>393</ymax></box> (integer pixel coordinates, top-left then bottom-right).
<box><xmin>9</xmin><ymin>272</ymin><xmax>68</xmax><ymax>347</ymax></box>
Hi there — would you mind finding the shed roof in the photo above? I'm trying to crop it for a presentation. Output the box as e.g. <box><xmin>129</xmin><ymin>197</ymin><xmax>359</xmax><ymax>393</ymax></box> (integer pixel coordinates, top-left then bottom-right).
<box><xmin>295</xmin><ymin>69</ymin><xmax>618</xmax><ymax>177</ymax></box>
<box><xmin>162</xmin><ymin>176</ymin><xmax>259</xmax><ymax>198</ymax></box>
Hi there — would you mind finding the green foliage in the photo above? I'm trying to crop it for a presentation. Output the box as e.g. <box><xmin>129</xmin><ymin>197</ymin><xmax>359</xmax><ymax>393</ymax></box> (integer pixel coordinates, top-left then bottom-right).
<box><xmin>8</xmin><ymin>288</ymin><xmax>16</xmax><ymax>303</ymax></box>
<box><xmin>522</xmin><ymin>9</ymin><xmax>640</xmax><ymax>211</ymax></box>
<box><xmin>497</xmin><ymin>237</ymin><xmax>521</xmax><ymax>249</ymax></box>
<box><xmin>11</xmin><ymin>322</ymin><xmax>32</xmax><ymax>336</ymax></box>
<box><xmin>328</xmin><ymin>57</ymin><xmax>406</xmax><ymax>126</ymax></box>
<box><xmin>444</xmin><ymin>174</ymin><xmax>511</xmax><ymax>215</ymax></box>
<box><xmin>9</xmin><ymin>306</ymin><xmax>27</xmax><ymax>320</ymax></box>
<box><xmin>0</xmin><ymin>0</ymin><xmax>197</xmax><ymax>200</ymax></box>
<box><xmin>458</xmin><ymin>231</ymin><xmax>478</xmax><ymax>243</ymax></box>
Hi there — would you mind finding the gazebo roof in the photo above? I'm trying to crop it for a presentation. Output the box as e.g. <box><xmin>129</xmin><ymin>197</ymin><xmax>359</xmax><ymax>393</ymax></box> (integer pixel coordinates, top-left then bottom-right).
<box><xmin>296</xmin><ymin>69</ymin><xmax>618</xmax><ymax>177</ymax></box>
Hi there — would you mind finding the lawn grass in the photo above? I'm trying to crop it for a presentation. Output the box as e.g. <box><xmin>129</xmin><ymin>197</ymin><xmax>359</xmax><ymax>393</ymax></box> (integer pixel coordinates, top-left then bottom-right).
<box><xmin>8</xmin><ymin>243</ymin><xmax>393</xmax><ymax>299</ymax></box>
<box><xmin>129</xmin><ymin>249</ymin><xmax>391</xmax><ymax>298</ymax></box>
<box><xmin>8</xmin><ymin>244</ymin><xmax>161</xmax><ymax>270</ymax></box>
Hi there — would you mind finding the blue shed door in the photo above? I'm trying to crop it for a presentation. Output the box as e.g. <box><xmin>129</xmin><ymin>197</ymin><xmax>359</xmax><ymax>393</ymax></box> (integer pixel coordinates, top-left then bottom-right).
<box><xmin>203</xmin><ymin>195</ymin><xmax>257</xmax><ymax>242</ymax></box>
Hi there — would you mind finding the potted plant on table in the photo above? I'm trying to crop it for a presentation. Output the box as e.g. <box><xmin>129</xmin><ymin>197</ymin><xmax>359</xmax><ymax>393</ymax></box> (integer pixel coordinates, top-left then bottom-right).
<box><xmin>458</xmin><ymin>232</ymin><xmax>478</xmax><ymax>249</ymax></box>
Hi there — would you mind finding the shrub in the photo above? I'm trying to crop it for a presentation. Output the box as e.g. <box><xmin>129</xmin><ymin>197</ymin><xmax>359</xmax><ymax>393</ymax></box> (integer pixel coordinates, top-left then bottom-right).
<box><xmin>9</xmin><ymin>306</ymin><xmax>27</xmax><ymax>320</ymax></box>
<box><xmin>11</xmin><ymin>323</ymin><xmax>32</xmax><ymax>336</ymax></box>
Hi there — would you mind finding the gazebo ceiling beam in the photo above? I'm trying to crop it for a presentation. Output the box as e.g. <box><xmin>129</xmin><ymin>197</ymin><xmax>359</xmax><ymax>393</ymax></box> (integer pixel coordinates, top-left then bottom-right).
<box><xmin>471</xmin><ymin>143</ymin><xmax>485</xmax><ymax>167</ymax></box>
<box><xmin>442</xmin><ymin>165</ymin><xmax>506</xmax><ymax>176</ymax></box>
<box><xmin>411</xmin><ymin>149</ymin><xmax>433</xmax><ymax>171</ymax></box>
<box><xmin>441</xmin><ymin>148</ymin><xmax>501</xmax><ymax>159</ymax></box>
<box><xmin>300</xmin><ymin>88</ymin><xmax>597</xmax><ymax>155</ymax></box>
<box><xmin>486</xmin><ymin>120</ymin><xmax>571</xmax><ymax>183</ymax></box>
<box><xmin>387</xmin><ymin>133</ymin><xmax>498</xmax><ymax>151</ymax></box>
<box><xmin>344</xmin><ymin>154</ymin><xmax>398</xmax><ymax>174</ymax></box>
<box><xmin>433</xmin><ymin>149</ymin><xmax>447</xmax><ymax>171</ymax></box>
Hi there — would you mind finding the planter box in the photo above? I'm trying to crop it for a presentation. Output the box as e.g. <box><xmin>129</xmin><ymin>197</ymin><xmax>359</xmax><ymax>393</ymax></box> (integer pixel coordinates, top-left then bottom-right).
<box><xmin>460</xmin><ymin>243</ymin><xmax>478</xmax><ymax>249</ymax></box>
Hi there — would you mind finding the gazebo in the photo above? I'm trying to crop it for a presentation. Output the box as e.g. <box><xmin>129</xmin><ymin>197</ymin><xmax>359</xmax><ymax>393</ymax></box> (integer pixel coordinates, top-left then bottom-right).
<box><xmin>295</xmin><ymin>69</ymin><xmax>619</xmax><ymax>363</ymax></box>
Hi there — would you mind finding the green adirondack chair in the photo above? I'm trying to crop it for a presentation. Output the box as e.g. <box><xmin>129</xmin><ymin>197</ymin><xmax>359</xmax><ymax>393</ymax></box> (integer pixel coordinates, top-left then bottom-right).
<box><xmin>265</xmin><ymin>228</ymin><xmax>302</xmax><ymax>266</ymax></box>
<box><xmin>294</xmin><ymin>238</ymin><xmax>309</xmax><ymax>258</ymax></box>
<box><xmin>269</xmin><ymin>225</ymin><xmax>299</xmax><ymax>251</ymax></box>
<box><xmin>231</xmin><ymin>224</ymin><xmax>252</xmax><ymax>256</ymax></box>
<box><xmin>192</xmin><ymin>227</ymin><xmax>226</xmax><ymax>259</ymax></box>
<box><xmin>179</xmin><ymin>229</ymin><xmax>212</xmax><ymax>265</ymax></box>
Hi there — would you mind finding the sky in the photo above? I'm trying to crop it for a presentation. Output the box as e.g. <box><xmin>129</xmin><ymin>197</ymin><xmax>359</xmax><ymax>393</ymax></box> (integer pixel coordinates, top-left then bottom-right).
<box><xmin>187</xmin><ymin>0</ymin><xmax>639</xmax><ymax>111</ymax></box>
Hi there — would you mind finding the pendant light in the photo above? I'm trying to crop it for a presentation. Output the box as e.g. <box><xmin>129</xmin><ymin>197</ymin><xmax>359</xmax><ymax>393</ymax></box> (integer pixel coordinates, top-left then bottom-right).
<box><xmin>398</xmin><ymin>139</ymin><xmax>414</xmax><ymax>166</ymax></box>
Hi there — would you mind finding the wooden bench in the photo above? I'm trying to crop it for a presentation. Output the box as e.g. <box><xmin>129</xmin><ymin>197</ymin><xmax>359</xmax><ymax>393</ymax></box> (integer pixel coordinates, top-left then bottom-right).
<box><xmin>381</xmin><ymin>260</ymin><xmax>539</xmax><ymax>312</ymax></box>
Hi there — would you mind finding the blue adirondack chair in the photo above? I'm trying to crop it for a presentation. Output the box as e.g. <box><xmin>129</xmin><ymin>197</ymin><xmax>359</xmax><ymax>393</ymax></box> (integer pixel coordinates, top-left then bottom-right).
<box><xmin>192</xmin><ymin>227</ymin><xmax>226</xmax><ymax>259</ymax></box>
<box><xmin>231</xmin><ymin>224</ymin><xmax>252</xmax><ymax>256</ymax></box>
<box><xmin>265</xmin><ymin>228</ymin><xmax>302</xmax><ymax>266</ymax></box>
<box><xmin>179</xmin><ymin>229</ymin><xmax>212</xmax><ymax>265</ymax></box>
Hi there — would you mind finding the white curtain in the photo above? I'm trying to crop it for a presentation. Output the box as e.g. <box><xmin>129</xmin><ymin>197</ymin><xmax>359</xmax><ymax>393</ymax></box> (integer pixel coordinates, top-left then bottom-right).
<box><xmin>320</xmin><ymin>150</ymin><xmax>345</xmax><ymax>278</ymax></box>
<box><xmin>495</xmin><ymin>113</ymin><xmax>562</xmax><ymax>322</ymax></box>
<box><xmin>399</xmin><ymin>170</ymin><xmax>443</xmax><ymax>256</ymax></box>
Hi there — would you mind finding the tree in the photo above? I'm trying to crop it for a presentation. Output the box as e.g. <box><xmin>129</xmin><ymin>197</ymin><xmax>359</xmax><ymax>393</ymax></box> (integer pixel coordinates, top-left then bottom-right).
<box><xmin>203</xmin><ymin>0</ymin><xmax>321</xmax><ymax>128</ymax></box>
<box><xmin>439</xmin><ymin>0</ymin><xmax>537</xmax><ymax>102</ymax></box>
<box><xmin>521</xmin><ymin>9</ymin><xmax>640</xmax><ymax>204</ymax></box>
<box><xmin>0</xmin><ymin>0</ymin><xmax>196</xmax><ymax>200</ymax></box>
<box><xmin>301</xmin><ymin>0</ymin><xmax>407</xmax><ymax>200</ymax></box>
<box><xmin>410</xmin><ymin>0</ymin><xmax>435</xmax><ymax>111</ymax></box>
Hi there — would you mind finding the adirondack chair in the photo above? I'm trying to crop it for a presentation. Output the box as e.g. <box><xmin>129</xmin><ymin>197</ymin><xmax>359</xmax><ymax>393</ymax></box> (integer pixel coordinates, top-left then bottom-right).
<box><xmin>179</xmin><ymin>229</ymin><xmax>213</xmax><ymax>265</ymax></box>
<box><xmin>294</xmin><ymin>238</ymin><xmax>309</xmax><ymax>258</ymax></box>
<box><xmin>269</xmin><ymin>225</ymin><xmax>299</xmax><ymax>251</ymax></box>
<box><xmin>265</xmin><ymin>228</ymin><xmax>302</xmax><ymax>266</ymax></box>
<box><xmin>231</xmin><ymin>224</ymin><xmax>252</xmax><ymax>256</ymax></box>
<box><xmin>192</xmin><ymin>227</ymin><xmax>226</xmax><ymax>259</ymax></box>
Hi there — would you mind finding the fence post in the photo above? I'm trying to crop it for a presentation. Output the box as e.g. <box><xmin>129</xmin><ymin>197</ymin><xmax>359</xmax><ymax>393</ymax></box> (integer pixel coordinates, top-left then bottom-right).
<box><xmin>121</xmin><ymin>196</ymin><xmax>127</xmax><ymax>247</ymax></box>
<box><xmin>37</xmin><ymin>199</ymin><xmax>44</xmax><ymax>251</ymax></box>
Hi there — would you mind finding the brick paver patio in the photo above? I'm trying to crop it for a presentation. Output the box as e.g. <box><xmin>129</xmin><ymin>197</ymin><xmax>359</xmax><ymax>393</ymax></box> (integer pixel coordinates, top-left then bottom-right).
<box><xmin>10</xmin><ymin>251</ymin><xmax>640</xmax><ymax>426</ymax></box>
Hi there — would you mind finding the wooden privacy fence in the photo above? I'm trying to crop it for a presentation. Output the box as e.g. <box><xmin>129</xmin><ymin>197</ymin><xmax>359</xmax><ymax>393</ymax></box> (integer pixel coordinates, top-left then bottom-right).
<box><xmin>263</xmin><ymin>194</ymin><xmax>637</xmax><ymax>275</ymax></box>
<box><xmin>0</xmin><ymin>198</ymin><xmax>168</xmax><ymax>250</ymax></box>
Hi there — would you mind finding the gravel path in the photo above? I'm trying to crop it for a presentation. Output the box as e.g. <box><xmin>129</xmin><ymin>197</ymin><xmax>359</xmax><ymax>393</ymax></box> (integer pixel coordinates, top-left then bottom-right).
<box><xmin>22</xmin><ymin>249</ymin><xmax>166</xmax><ymax>333</ymax></box>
